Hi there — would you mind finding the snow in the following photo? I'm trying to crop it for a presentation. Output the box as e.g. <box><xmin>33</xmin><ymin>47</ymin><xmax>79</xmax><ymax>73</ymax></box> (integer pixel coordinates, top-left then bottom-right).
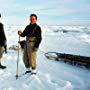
<box><xmin>0</xmin><ymin>25</ymin><xmax>90</xmax><ymax>90</ymax></box>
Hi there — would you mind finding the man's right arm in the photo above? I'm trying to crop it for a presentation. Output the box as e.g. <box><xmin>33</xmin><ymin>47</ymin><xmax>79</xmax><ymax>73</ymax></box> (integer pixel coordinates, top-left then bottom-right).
<box><xmin>18</xmin><ymin>26</ymin><xmax>28</xmax><ymax>37</ymax></box>
<box><xmin>1</xmin><ymin>24</ymin><xmax>6</xmax><ymax>41</ymax></box>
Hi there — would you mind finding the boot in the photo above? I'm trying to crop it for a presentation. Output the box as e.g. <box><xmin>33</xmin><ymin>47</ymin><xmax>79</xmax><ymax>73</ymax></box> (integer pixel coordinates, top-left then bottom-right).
<box><xmin>0</xmin><ymin>64</ymin><xmax>6</xmax><ymax>69</ymax></box>
<box><xmin>25</xmin><ymin>70</ymin><xmax>31</xmax><ymax>74</ymax></box>
<box><xmin>31</xmin><ymin>69</ymin><xmax>37</xmax><ymax>74</ymax></box>
<box><xmin>25</xmin><ymin>68</ymin><xmax>31</xmax><ymax>74</ymax></box>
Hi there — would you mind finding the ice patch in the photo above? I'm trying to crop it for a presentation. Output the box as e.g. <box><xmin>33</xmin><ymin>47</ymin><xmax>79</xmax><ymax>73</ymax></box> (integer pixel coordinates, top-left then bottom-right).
<box><xmin>80</xmin><ymin>34</ymin><xmax>90</xmax><ymax>43</ymax></box>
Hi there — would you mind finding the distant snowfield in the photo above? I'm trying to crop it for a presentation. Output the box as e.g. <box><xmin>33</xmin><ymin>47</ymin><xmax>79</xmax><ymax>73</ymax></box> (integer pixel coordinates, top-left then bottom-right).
<box><xmin>0</xmin><ymin>25</ymin><xmax>90</xmax><ymax>90</ymax></box>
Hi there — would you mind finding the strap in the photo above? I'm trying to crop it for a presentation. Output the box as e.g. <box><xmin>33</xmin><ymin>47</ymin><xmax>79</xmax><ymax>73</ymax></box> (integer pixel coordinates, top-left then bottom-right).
<box><xmin>31</xmin><ymin>25</ymin><xmax>37</xmax><ymax>36</ymax></box>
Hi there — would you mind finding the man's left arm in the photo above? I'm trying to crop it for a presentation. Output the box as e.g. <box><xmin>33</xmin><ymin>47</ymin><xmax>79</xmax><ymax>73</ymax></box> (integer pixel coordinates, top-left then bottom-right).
<box><xmin>1</xmin><ymin>24</ymin><xmax>7</xmax><ymax>45</ymax></box>
<box><xmin>34</xmin><ymin>26</ymin><xmax>42</xmax><ymax>51</ymax></box>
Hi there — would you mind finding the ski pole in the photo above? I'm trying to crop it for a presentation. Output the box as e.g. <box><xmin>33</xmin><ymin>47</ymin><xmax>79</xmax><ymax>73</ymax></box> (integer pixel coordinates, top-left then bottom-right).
<box><xmin>16</xmin><ymin>36</ymin><xmax>20</xmax><ymax>79</ymax></box>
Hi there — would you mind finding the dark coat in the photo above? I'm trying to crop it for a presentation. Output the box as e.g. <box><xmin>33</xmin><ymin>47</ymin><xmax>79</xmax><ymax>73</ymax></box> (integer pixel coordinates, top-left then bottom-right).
<box><xmin>20</xmin><ymin>23</ymin><xmax>42</xmax><ymax>48</ymax></box>
<box><xmin>0</xmin><ymin>23</ymin><xmax>6</xmax><ymax>46</ymax></box>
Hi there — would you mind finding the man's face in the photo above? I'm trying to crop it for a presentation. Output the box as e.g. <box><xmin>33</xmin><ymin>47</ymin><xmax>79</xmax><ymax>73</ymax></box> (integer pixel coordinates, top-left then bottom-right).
<box><xmin>30</xmin><ymin>16</ymin><xmax>37</xmax><ymax>24</ymax></box>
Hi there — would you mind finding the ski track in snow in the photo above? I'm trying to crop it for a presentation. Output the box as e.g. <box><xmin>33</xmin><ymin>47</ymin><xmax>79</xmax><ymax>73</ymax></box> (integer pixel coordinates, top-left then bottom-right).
<box><xmin>0</xmin><ymin>25</ymin><xmax>90</xmax><ymax>90</ymax></box>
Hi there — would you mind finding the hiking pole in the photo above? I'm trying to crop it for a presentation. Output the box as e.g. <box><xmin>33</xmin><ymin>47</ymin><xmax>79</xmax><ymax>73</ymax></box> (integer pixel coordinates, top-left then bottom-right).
<box><xmin>16</xmin><ymin>36</ymin><xmax>20</xmax><ymax>79</ymax></box>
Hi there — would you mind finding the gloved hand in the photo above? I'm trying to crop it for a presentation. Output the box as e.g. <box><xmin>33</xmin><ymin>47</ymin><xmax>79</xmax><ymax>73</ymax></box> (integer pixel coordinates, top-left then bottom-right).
<box><xmin>33</xmin><ymin>48</ymin><xmax>38</xmax><ymax>52</ymax></box>
<box><xmin>4</xmin><ymin>40</ymin><xmax>7</xmax><ymax>53</ymax></box>
<box><xmin>18</xmin><ymin>30</ymin><xmax>22</xmax><ymax>35</ymax></box>
<box><xmin>4</xmin><ymin>40</ymin><xmax>7</xmax><ymax>46</ymax></box>
<box><xmin>4</xmin><ymin>45</ymin><xmax>7</xmax><ymax>53</ymax></box>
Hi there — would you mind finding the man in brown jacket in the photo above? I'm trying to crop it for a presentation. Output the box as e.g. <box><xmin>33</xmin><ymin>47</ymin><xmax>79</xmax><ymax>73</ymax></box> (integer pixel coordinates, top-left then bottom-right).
<box><xmin>18</xmin><ymin>14</ymin><xmax>42</xmax><ymax>74</ymax></box>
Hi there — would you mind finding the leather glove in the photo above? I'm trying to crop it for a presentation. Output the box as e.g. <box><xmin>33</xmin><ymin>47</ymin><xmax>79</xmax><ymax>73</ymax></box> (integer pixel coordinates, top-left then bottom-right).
<box><xmin>4</xmin><ymin>40</ymin><xmax>7</xmax><ymax>46</ymax></box>
<box><xmin>4</xmin><ymin>40</ymin><xmax>7</xmax><ymax>53</ymax></box>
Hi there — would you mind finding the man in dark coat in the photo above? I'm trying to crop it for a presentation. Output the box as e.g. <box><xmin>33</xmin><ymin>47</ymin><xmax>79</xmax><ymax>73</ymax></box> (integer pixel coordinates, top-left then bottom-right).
<box><xmin>0</xmin><ymin>13</ymin><xmax>7</xmax><ymax>69</ymax></box>
<box><xmin>18</xmin><ymin>14</ymin><xmax>42</xmax><ymax>74</ymax></box>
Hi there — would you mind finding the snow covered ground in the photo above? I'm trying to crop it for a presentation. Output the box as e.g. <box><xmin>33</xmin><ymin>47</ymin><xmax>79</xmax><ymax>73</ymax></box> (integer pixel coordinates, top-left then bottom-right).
<box><xmin>0</xmin><ymin>25</ymin><xmax>90</xmax><ymax>90</ymax></box>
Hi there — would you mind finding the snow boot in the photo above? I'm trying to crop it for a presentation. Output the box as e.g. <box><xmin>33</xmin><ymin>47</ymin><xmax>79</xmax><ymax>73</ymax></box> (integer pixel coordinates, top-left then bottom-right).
<box><xmin>25</xmin><ymin>68</ymin><xmax>32</xmax><ymax>74</ymax></box>
<box><xmin>0</xmin><ymin>64</ymin><xmax>6</xmax><ymax>69</ymax></box>
<box><xmin>31</xmin><ymin>69</ymin><xmax>37</xmax><ymax>75</ymax></box>
<box><xmin>25</xmin><ymin>70</ymin><xmax>31</xmax><ymax>74</ymax></box>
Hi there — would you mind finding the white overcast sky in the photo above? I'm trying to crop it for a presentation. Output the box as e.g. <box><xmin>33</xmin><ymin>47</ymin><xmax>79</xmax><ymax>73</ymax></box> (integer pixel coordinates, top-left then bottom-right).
<box><xmin>0</xmin><ymin>0</ymin><xmax>90</xmax><ymax>26</ymax></box>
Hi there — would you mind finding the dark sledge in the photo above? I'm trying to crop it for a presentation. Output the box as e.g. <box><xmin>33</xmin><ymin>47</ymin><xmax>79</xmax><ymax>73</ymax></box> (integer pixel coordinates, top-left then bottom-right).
<box><xmin>45</xmin><ymin>52</ymin><xmax>90</xmax><ymax>68</ymax></box>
